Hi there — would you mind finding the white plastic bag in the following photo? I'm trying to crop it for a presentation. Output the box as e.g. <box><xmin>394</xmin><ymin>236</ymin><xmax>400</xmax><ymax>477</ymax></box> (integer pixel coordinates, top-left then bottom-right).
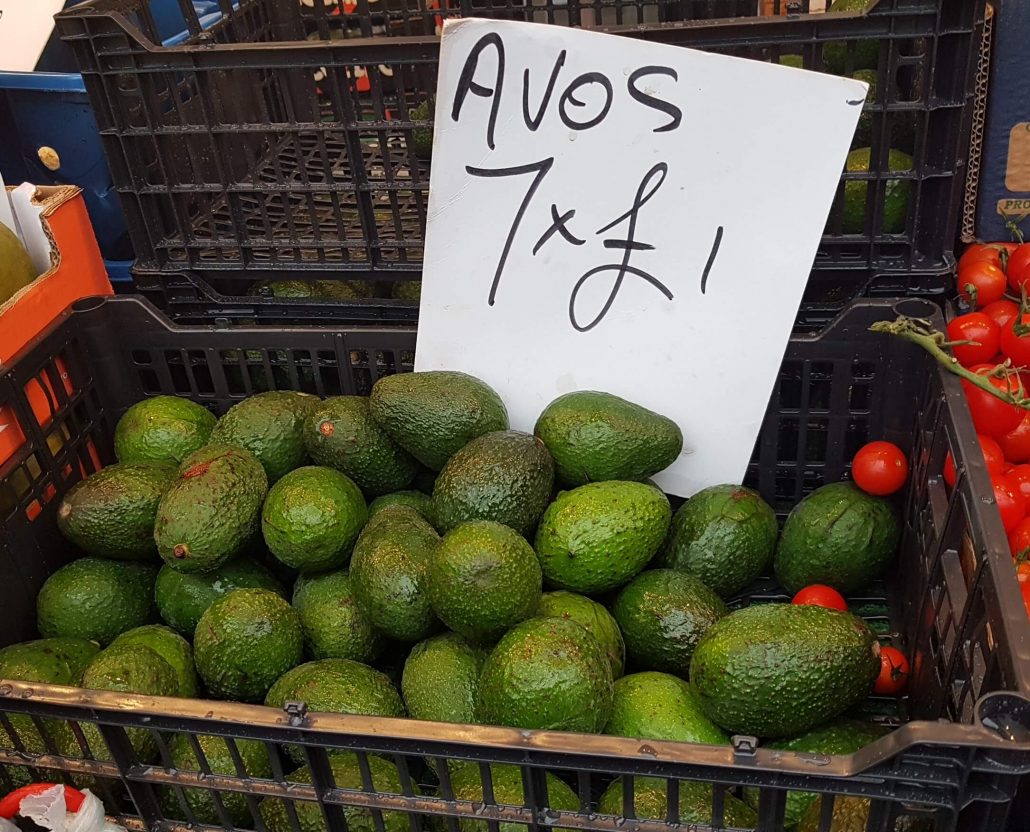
<box><xmin>0</xmin><ymin>785</ymin><xmax>124</xmax><ymax>832</ymax></box>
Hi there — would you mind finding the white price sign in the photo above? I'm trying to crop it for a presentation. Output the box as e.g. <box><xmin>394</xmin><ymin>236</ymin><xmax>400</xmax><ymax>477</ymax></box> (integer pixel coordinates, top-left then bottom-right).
<box><xmin>415</xmin><ymin>19</ymin><xmax>866</xmax><ymax>497</ymax></box>
<box><xmin>0</xmin><ymin>1</ymin><xmax>66</xmax><ymax>72</ymax></box>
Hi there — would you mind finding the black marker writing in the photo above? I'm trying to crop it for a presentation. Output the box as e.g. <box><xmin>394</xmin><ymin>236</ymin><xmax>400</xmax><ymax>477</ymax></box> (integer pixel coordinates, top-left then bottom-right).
<box><xmin>533</xmin><ymin>205</ymin><xmax>585</xmax><ymax>255</ymax></box>
<box><xmin>700</xmin><ymin>226</ymin><xmax>723</xmax><ymax>295</ymax></box>
<box><xmin>627</xmin><ymin>66</ymin><xmax>683</xmax><ymax>133</ymax></box>
<box><xmin>523</xmin><ymin>51</ymin><xmax>566</xmax><ymax>131</ymax></box>
<box><xmin>559</xmin><ymin>72</ymin><xmax>614</xmax><ymax>131</ymax></box>
<box><xmin>452</xmin><ymin>33</ymin><xmax>505</xmax><ymax>150</ymax></box>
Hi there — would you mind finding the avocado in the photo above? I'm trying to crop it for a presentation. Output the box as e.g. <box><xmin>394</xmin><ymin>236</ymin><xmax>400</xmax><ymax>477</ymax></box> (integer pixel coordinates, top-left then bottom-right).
<box><xmin>447</xmin><ymin>764</ymin><xmax>578</xmax><ymax>832</ymax></box>
<box><xmin>690</xmin><ymin>603</ymin><xmax>880</xmax><ymax>737</ymax></box>
<box><xmin>410</xmin><ymin>100</ymin><xmax>433</xmax><ymax>161</ymax></box>
<box><xmin>110</xmin><ymin>624</ymin><xmax>198</xmax><ymax>697</ymax></box>
<box><xmin>154</xmin><ymin>556</ymin><xmax>286</xmax><ymax>637</ymax></box>
<box><xmin>742</xmin><ymin>719</ymin><xmax>889</xmax><ymax>825</ymax></box>
<box><xmin>314</xmin><ymin>280</ymin><xmax>373</xmax><ymax>299</ymax></box>
<box><xmin>432</xmin><ymin>431</ymin><xmax>554</xmax><ymax>537</ymax></box>
<box><xmin>842</xmin><ymin>147</ymin><xmax>913</xmax><ymax>234</ymax></box>
<box><xmin>598</xmin><ymin>776</ymin><xmax>757</xmax><ymax>830</ymax></box>
<box><xmin>160</xmin><ymin>733</ymin><xmax>272</xmax><ymax>826</ymax></box>
<box><xmin>852</xmin><ymin>68</ymin><xmax>878</xmax><ymax>147</ymax></box>
<box><xmin>535</xmin><ymin>481</ymin><xmax>671</xmax><ymax>594</ymax></box>
<box><xmin>536</xmin><ymin>591</ymin><xmax>625</xmax><ymax>678</ymax></box>
<box><xmin>391</xmin><ymin>280</ymin><xmax>422</xmax><ymax>300</ymax></box>
<box><xmin>0</xmin><ymin>222</ymin><xmax>36</xmax><ymax>306</ymax></box>
<box><xmin>401</xmin><ymin>633</ymin><xmax>487</xmax><ymax>724</ymax></box>
<box><xmin>260</xmin><ymin>753</ymin><xmax>410</xmax><ymax>832</ymax></box>
<box><xmin>822</xmin><ymin>0</ymin><xmax>878</xmax><ymax>74</ymax></box>
<box><xmin>193</xmin><ymin>588</ymin><xmax>303</xmax><ymax>702</ymax></box>
<box><xmin>261</xmin><ymin>466</ymin><xmax>367</xmax><ymax>573</ymax></box>
<box><xmin>368</xmin><ymin>490</ymin><xmax>434</xmax><ymax>522</ymax></box>
<box><xmin>208</xmin><ymin>391</ymin><xmax>319</xmax><ymax>483</ymax></box>
<box><xmin>114</xmin><ymin>396</ymin><xmax>216</xmax><ymax>465</ymax></box>
<box><xmin>247</xmin><ymin>280</ymin><xmax>317</xmax><ymax>298</ymax></box>
<box><xmin>369</xmin><ymin>371</ymin><xmax>508</xmax><ymax>471</ymax></box>
<box><xmin>775</xmin><ymin>482</ymin><xmax>898</xmax><ymax>593</ymax></box>
<box><xmin>0</xmin><ymin>638</ymin><xmax>99</xmax><ymax>685</ymax></box>
<box><xmin>799</xmin><ymin>795</ymin><xmax>932</xmax><ymax>832</ymax></box>
<box><xmin>534</xmin><ymin>391</ymin><xmax>682</xmax><ymax>486</ymax></box>
<box><xmin>662</xmin><ymin>484</ymin><xmax>778</xmax><ymax>598</ymax></box>
<box><xmin>304</xmin><ymin>396</ymin><xmax>418</xmax><ymax>496</ymax></box>
<box><xmin>293</xmin><ymin>569</ymin><xmax>384</xmax><ymax>662</ymax></box>
<box><xmin>613</xmin><ymin>570</ymin><xmax>726</xmax><ymax>676</ymax></box>
<box><xmin>350</xmin><ymin>505</ymin><xmax>440</xmax><ymax>642</ymax></box>
<box><xmin>779</xmin><ymin>53</ymin><xmax>804</xmax><ymax>69</ymax></box>
<box><xmin>605</xmin><ymin>671</ymin><xmax>728</xmax><ymax>745</ymax></box>
<box><xmin>154</xmin><ymin>444</ymin><xmax>268</xmax><ymax>573</ymax></box>
<box><xmin>428</xmin><ymin>520</ymin><xmax>542</xmax><ymax>643</ymax></box>
<box><xmin>57</xmin><ymin>462</ymin><xmax>177</xmax><ymax>560</ymax></box>
<box><xmin>476</xmin><ymin>616</ymin><xmax>613</xmax><ymax>733</ymax></box>
<box><xmin>37</xmin><ymin>558</ymin><xmax>157</xmax><ymax>645</ymax></box>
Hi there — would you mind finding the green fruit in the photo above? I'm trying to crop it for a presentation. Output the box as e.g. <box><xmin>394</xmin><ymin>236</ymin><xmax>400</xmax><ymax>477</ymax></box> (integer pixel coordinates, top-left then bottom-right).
<box><xmin>160</xmin><ymin>733</ymin><xmax>272</xmax><ymax>826</ymax></box>
<box><xmin>208</xmin><ymin>391</ymin><xmax>319</xmax><ymax>483</ymax></box>
<box><xmin>428</xmin><ymin>520</ymin><xmax>541</xmax><ymax>643</ymax></box>
<box><xmin>536</xmin><ymin>591</ymin><xmax>625</xmax><ymax>678</ymax></box>
<box><xmin>37</xmin><ymin>558</ymin><xmax>157</xmax><ymax>645</ymax></box>
<box><xmin>194</xmin><ymin>588</ymin><xmax>303</xmax><ymax>702</ymax></box>
<box><xmin>775</xmin><ymin>482</ymin><xmax>898</xmax><ymax>593</ymax></box>
<box><xmin>798</xmin><ymin>795</ymin><xmax>931</xmax><ymax>832</ymax></box>
<box><xmin>260</xmin><ymin>753</ymin><xmax>410</xmax><ymax>832</ymax></box>
<box><xmin>535</xmin><ymin>481</ymin><xmax>671</xmax><ymax>594</ymax></box>
<box><xmin>350</xmin><ymin>506</ymin><xmax>440</xmax><ymax>642</ymax></box>
<box><xmin>410</xmin><ymin>101</ymin><xmax>433</xmax><ymax>161</ymax></box>
<box><xmin>432</xmin><ymin>431</ymin><xmax>554</xmax><ymax>537</ymax></box>
<box><xmin>368</xmin><ymin>490</ymin><xmax>434</xmax><ymax>522</ymax></box>
<box><xmin>114</xmin><ymin>396</ymin><xmax>216</xmax><ymax>465</ymax></box>
<box><xmin>56</xmin><ymin>462</ymin><xmax>177</xmax><ymax>560</ymax></box>
<box><xmin>852</xmin><ymin>68</ymin><xmax>878</xmax><ymax>147</ymax></box>
<box><xmin>477</xmin><ymin>616</ymin><xmax>613</xmax><ymax>733</ymax></box>
<box><xmin>612</xmin><ymin>570</ymin><xmax>726</xmax><ymax>676</ymax></box>
<box><xmin>110</xmin><ymin>624</ymin><xmax>198</xmax><ymax>697</ymax></box>
<box><xmin>534</xmin><ymin>391</ymin><xmax>682</xmax><ymax>486</ymax></box>
<box><xmin>0</xmin><ymin>638</ymin><xmax>99</xmax><ymax>685</ymax></box>
<box><xmin>598</xmin><ymin>776</ymin><xmax>756</xmax><ymax>830</ymax></box>
<box><xmin>690</xmin><ymin>604</ymin><xmax>881</xmax><ymax>737</ymax></box>
<box><xmin>314</xmin><ymin>280</ymin><xmax>371</xmax><ymax>299</ymax></box>
<box><xmin>293</xmin><ymin>570</ymin><xmax>384</xmax><ymax>662</ymax></box>
<box><xmin>0</xmin><ymin>222</ymin><xmax>36</xmax><ymax>306</ymax></box>
<box><xmin>401</xmin><ymin>633</ymin><xmax>487</xmax><ymax>723</ymax></box>
<box><xmin>779</xmin><ymin>53</ymin><xmax>804</xmax><ymax>68</ymax></box>
<box><xmin>305</xmin><ymin>396</ymin><xmax>418</xmax><ymax>497</ymax></box>
<box><xmin>248</xmin><ymin>280</ymin><xmax>317</xmax><ymax>298</ymax></box>
<box><xmin>605</xmin><ymin>671</ymin><xmax>728</xmax><ymax>745</ymax></box>
<box><xmin>662</xmin><ymin>484</ymin><xmax>778</xmax><ymax>598</ymax></box>
<box><xmin>154</xmin><ymin>444</ymin><xmax>268</xmax><ymax>573</ymax></box>
<box><xmin>842</xmin><ymin>147</ymin><xmax>913</xmax><ymax>234</ymax></box>
<box><xmin>822</xmin><ymin>0</ymin><xmax>879</xmax><ymax>74</ymax></box>
<box><xmin>261</xmin><ymin>466</ymin><xmax>367</xmax><ymax>573</ymax></box>
<box><xmin>369</xmin><ymin>371</ymin><xmax>508</xmax><ymax>471</ymax></box>
<box><xmin>391</xmin><ymin>280</ymin><xmax>421</xmax><ymax>300</ymax></box>
<box><xmin>448</xmin><ymin>764</ymin><xmax>578</xmax><ymax>832</ymax></box>
<box><xmin>154</xmin><ymin>557</ymin><xmax>286</xmax><ymax>637</ymax></box>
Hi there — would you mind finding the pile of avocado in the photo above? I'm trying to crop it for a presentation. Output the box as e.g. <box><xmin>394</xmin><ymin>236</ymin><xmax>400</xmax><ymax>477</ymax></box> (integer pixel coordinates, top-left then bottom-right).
<box><xmin>1</xmin><ymin>371</ymin><xmax>906</xmax><ymax>832</ymax></box>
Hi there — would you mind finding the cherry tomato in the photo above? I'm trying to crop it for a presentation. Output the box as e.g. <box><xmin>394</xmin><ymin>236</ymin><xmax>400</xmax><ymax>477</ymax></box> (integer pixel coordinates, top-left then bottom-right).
<box><xmin>943</xmin><ymin>433</ymin><xmax>1006</xmax><ymax>487</ymax></box>
<box><xmin>1018</xmin><ymin>565</ymin><xmax>1030</xmax><ymax>618</ymax></box>
<box><xmin>1009</xmin><ymin>517</ymin><xmax>1030</xmax><ymax>561</ymax></box>
<box><xmin>947</xmin><ymin>313</ymin><xmax>1001</xmax><ymax>367</ymax></box>
<box><xmin>1006</xmin><ymin>464</ymin><xmax>1030</xmax><ymax>503</ymax></box>
<box><xmin>1000</xmin><ymin>313</ymin><xmax>1030</xmax><ymax>369</ymax></box>
<box><xmin>982</xmin><ymin>299</ymin><xmax>1020</xmax><ymax>331</ymax></box>
<box><xmin>959</xmin><ymin>242</ymin><xmax>1012</xmax><ymax>272</ymax></box>
<box><xmin>1007</xmin><ymin>244</ymin><xmax>1030</xmax><ymax>289</ymax></box>
<box><xmin>958</xmin><ymin>261</ymin><xmax>1008</xmax><ymax>308</ymax></box>
<box><xmin>851</xmin><ymin>441</ymin><xmax>908</xmax><ymax>496</ymax></box>
<box><xmin>791</xmin><ymin>584</ymin><xmax>848</xmax><ymax>611</ymax></box>
<box><xmin>963</xmin><ymin>365</ymin><xmax>1025</xmax><ymax>437</ymax></box>
<box><xmin>1001</xmin><ymin>414</ymin><xmax>1030</xmax><ymax>465</ymax></box>
<box><xmin>873</xmin><ymin>645</ymin><xmax>910</xmax><ymax>695</ymax></box>
<box><xmin>992</xmin><ymin>473</ymin><xmax>1027</xmax><ymax>532</ymax></box>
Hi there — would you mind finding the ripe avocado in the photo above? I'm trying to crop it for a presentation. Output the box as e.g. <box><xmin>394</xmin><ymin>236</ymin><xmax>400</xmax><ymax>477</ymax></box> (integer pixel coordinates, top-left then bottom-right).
<box><xmin>209</xmin><ymin>391</ymin><xmax>319</xmax><ymax>482</ymax></box>
<box><xmin>612</xmin><ymin>570</ymin><xmax>726</xmax><ymax>676</ymax></box>
<box><xmin>775</xmin><ymin>482</ymin><xmax>898</xmax><ymax>593</ymax></box>
<box><xmin>368</xmin><ymin>490</ymin><xmax>435</xmax><ymax>523</ymax></box>
<box><xmin>598</xmin><ymin>777</ymin><xmax>757</xmax><ymax>829</ymax></box>
<box><xmin>604</xmin><ymin>671</ymin><xmax>728</xmax><ymax>745</ymax></box>
<box><xmin>57</xmin><ymin>462</ymin><xmax>177</xmax><ymax>560</ymax></box>
<box><xmin>535</xmin><ymin>481</ymin><xmax>671</xmax><ymax>594</ymax></box>
<box><xmin>114</xmin><ymin>396</ymin><xmax>216</xmax><ymax>465</ymax></box>
<box><xmin>110</xmin><ymin>624</ymin><xmax>198</xmax><ymax>697</ymax></box>
<box><xmin>401</xmin><ymin>632</ymin><xmax>487</xmax><ymax>724</ymax></box>
<box><xmin>261</xmin><ymin>466</ymin><xmax>367</xmax><ymax>573</ymax></box>
<box><xmin>662</xmin><ymin>484</ymin><xmax>778</xmax><ymax>598</ymax></box>
<box><xmin>476</xmin><ymin>616</ymin><xmax>613</xmax><ymax>733</ymax></box>
<box><xmin>293</xmin><ymin>569</ymin><xmax>384</xmax><ymax>662</ymax></box>
<box><xmin>534</xmin><ymin>391</ymin><xmax>682</xmax><ymax>486</ymax></box>
<box><xmin>193</xmin><ymin>588</ymin><xmax>303</xmax><ymax>702</ymax></box>
<box><xmin>0</xmin><ymin>638</ymin><xmax>99</xmax><ymax>685</ymax></box>
<box><xmin>842</xmin><ymin>147</ymin><xmax>913</xmax><ymax>234</ymax></box>
<box><xmin>427</xmin><ymin>520</ymin><xmax>542</xmax><ymax>643</ymax></box>
<box><xmin>350</xmin><ymin>505</ymin><xmax>440</xmax><ymax>642</ymax></box>
<box><xmin>37</xmin><ymin>558</ymin><xmax>158</xmax><ymax>645</ymax></box>
<box><xmin>447</xmin><ymin>764</ymin><xmax>578</xmax><ymax>832</ymax></box>
<box><xmin>369</xmin><ymin>371</ymin><xmax>509</xmax><ymax>471</ymax></box>
<box><xmin>154</xmin><ymin>557</ymin><xmax>286</xmax><ymax>637</ymax></box>
<box><xmin>690</xmin><ymin>604</ymin><xmax>881</xmax><ymax>737</ymax></box>
<box><xmin>536</xmin><ymin>590</ymin><xmax>625</xmax><ymax>678</ymax></box>
<box><xmin>432</xmin><ymin>431</ymin><xmax>555</xmax><ymax>537</ymax></box>
<box><xmin>154</xmin><ymin>444</ymin><xmax>268</xmax><ymax>573</ymax></box>
<box><xmin>304</xmin><ymin>396</ymin><xmax>418</xmax><ymax>496</ymax></box>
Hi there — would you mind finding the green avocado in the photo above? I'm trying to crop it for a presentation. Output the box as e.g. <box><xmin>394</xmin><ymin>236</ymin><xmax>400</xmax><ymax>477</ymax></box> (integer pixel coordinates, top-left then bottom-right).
<box><xmin>391</xmin><ymin>280</ymin><xmax>422</xmax><ymax>300</ymax></box>
<box><xmin>401</xmin><ymin>633</ymin><xmax>487</xmax><ymax>724</ymax></box>
<box><xmin>605</xmin><ymin>671</ymin><xmax>728</xmax><ymax>745</ymax></box>
<box><xmin>409</xmin><ymin>100</ymin><xmax>433</xmax><ymax>161</ymax></box>
<box><xmin>598</xmin><ymin>776</ymin><xmax>756</xmax><ymax>830</ymax></box>
<box><xmin>293</xmin><ymin>569</ymin><xmax>384</xmax><ymax>662</ymax></box>
<box><xmin>536</xmin><ymin>590</ymin><xmax>625</xmax><ymax>678</ymax></box>
<box><xmin>447</xmin><ymin>764</ymin><xmax>578</xmax><ymax>832</ymax></box>
<box><xmin>114</xmin><ymin>396</ymin><xmax>216</xmax><ymax>465</ymax></box>
<box><xmin>0</xmin><ymin>638</ymin><xmax>99</xmax><ymax>685</ymax></box>
<box><xmin>842</xmin><ymin>147</ymin><xmax>913</xmax><ymax>234</ymax></box>
<box><xmin>798</xmin><ymin>795</ymin><xmax>932</xmax><ymax>832</ymax></box>
<box><xmin>110</xmin><ymin>624</ymin><xmax>198</xmax><ymax>697</ymax></box>
<box><xmin>368</xmin><ymin>490</ymin><xmax>434</xmax><ymax>522</ymax></box>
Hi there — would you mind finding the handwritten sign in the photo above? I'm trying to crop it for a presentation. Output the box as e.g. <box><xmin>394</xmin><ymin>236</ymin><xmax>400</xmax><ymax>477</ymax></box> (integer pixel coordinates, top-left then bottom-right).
<box><xmin>415</xmin><ymin>19</ymin><xmax>866</xmax><ymax>497</ymax></box>
<box><xmin>0</xmin><ymin>1</ymin><xmax>65</xmax><ymax>72</ymax></box>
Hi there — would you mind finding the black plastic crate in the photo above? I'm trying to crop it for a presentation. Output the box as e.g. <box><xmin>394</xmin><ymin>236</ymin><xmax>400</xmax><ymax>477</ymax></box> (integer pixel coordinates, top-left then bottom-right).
<box><xmin>1</xmin><ymin>295</ymin><xmax>1029</xmax><ymax>832</ymax></box>
<box><xmin>54</xmin><ymin>0</ymin><xmax>985</xmax><ymax>287</ymax></box>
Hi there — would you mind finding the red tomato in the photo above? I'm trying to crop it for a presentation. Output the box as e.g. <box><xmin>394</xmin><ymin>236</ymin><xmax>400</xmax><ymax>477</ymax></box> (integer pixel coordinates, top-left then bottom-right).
<box><xmin>963</xmin><ymin>365</ymin><xmax>1025</xmax><ymax>437</ymax></box>
<box><xmin>943</xmin><ymin>433</ymin><xmax>1006</xmax><ymax>487</ymax></box>
<box><xmin>992</xmin><ymin>473</ymin><xmax>1027</xmax><ymax>532</ymax></box>
<box><xmin>1006</xmin><ymin>464</ymin><xmax>1030</xmax><ymax>503</ymax></box>
<box><xmin>999</xmin><ymin>313</ymin><xmax>1030</xmax><ymax>368</ymax></box>
<box><xmin>1018</xmin><ymin>565</ymin><xmax>1030</xmax><ymax>618</ymax></box>
<box><xmin>1007</xmin><ymin>243</ymin><xmax>1030</xmax><ymax>289</ymax></box>
<box><xmin>791</xmin><ymin>585</ymin><xmax>848</xmax><ymax>611</ymax></box>
<box><xmin>982</xmin><ymin>299</ymin><xmax>1019</xmax><ymax>331</ymax></box>
<box><xmin>958</xmin><ymin>261</ymin><xmax>1008</xmax><ymax>308</ymax></box>
<box><xmin>851</xmin><ymin>441</ymin><xmax>908</xmax><ymax>496</ymax></box>
<box><xmin>873</xmin><ymin>645</ymin><xmax>910</xmax><ymax>695</ymax></box>
<box><xmin>947</xmin><ymin>313</ymin><xmax>1001</xmax><ymax>367</ymax></box>
<box><xmin>1009</xmin><ymin>517</ymin><xmax>1030</xmax><ymax>560</ymax></box>
<box><xmin>959</xmin><ymin>243</ymin><xmax>1009</xmax><ymax>271</ymax></box>
<box><xmin>999</xmin><ymin>412</ymin><xmax>1030</xmax><ymax>463</ymax></box>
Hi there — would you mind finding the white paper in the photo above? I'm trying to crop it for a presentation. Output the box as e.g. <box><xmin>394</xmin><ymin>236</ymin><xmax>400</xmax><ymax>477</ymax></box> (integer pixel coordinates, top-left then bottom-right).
<box><xmin>416</xmin><ymin>19</ymin><xmax>865</xmax><ymax>497</ymax></box>
<box><xmin>0</xmin><ymin>1</ymin><xmax>66</xmax><ymax>72</ymax></box>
